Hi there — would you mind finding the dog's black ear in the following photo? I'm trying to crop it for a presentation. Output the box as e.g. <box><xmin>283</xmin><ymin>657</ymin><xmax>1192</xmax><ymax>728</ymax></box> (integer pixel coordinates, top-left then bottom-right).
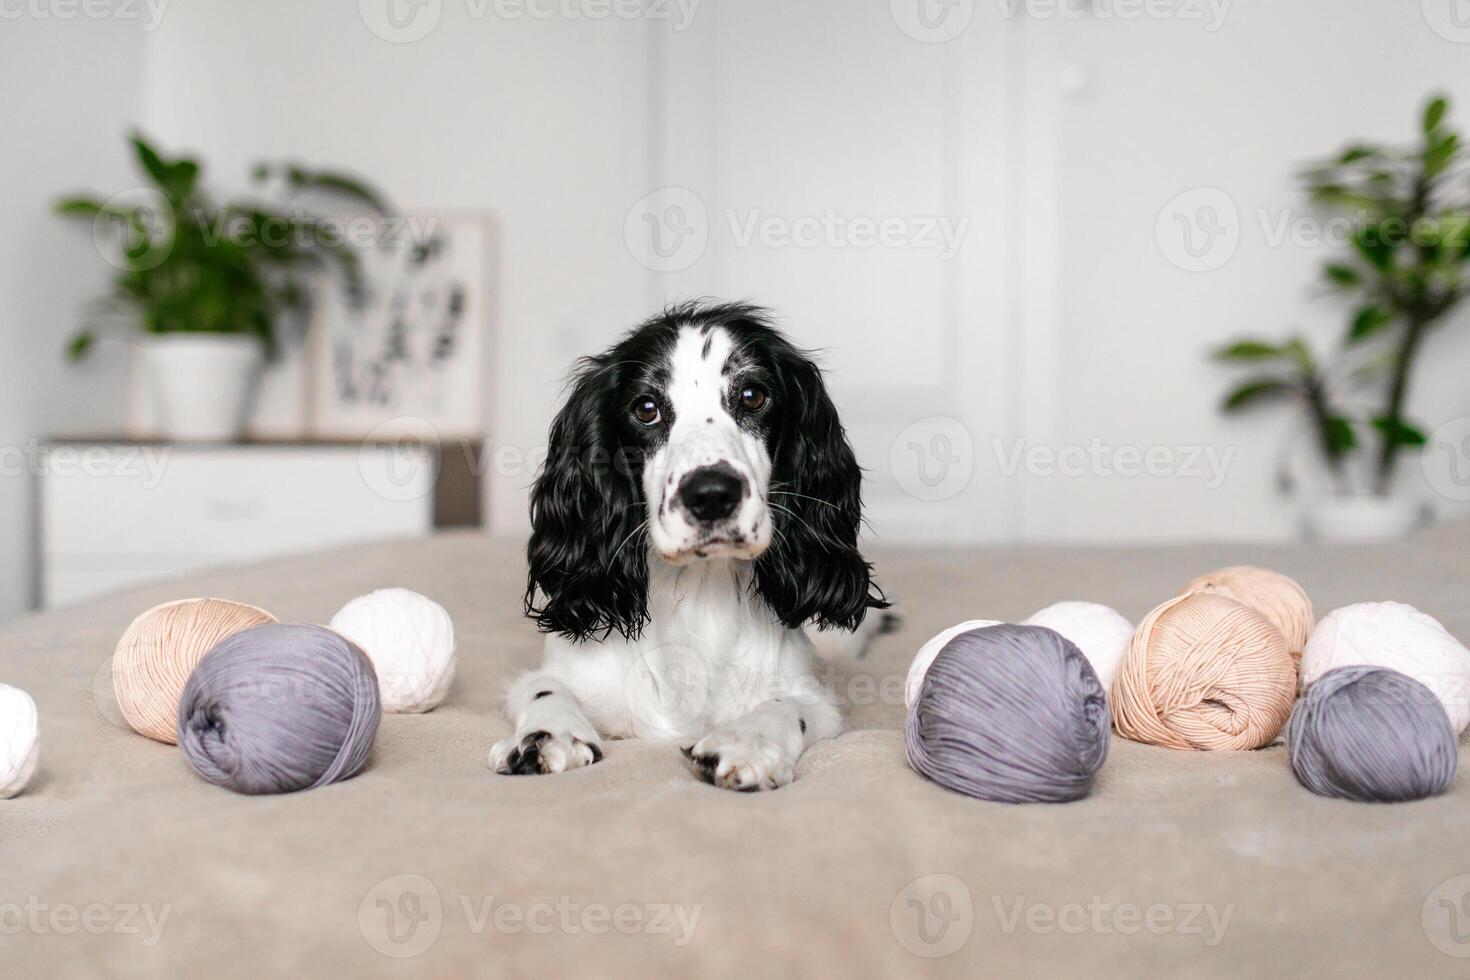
<box><xmin>754</xmin><ymin>348</ymin><xmax>888</xmax><ymax>631</ymax></box>
<box><xmin>524</xmin><ymin>358</ymin><xmax>649</xmax><ymax>642</ymax></box>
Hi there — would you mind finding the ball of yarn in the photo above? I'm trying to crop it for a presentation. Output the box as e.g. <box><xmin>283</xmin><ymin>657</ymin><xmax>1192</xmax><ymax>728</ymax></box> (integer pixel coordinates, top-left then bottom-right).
<box><xmin>906</xmin><ymin>624</ymin><xmax>1110</xmax><ymax>803</ymax></box>
<box><xmin>328</xmin><ymin>588</ymin><xmax>456</xmax><ymax>713</ymax></box>
<box><xmin>904</xmin><ymin>619</ymin><xmax>1001</xmax><ymax>708</ymax></box>
<box><xmin>1022</xmin><ymin>601</ymin><xmax>1134</xmax><ymax>692</ymax></box>
<box><xmin>1182</xmin><ymin>565</ymin><xmax>1314</xmax><ymax>661</ymax></box>
<box><xmin>1302</xmin><ymin>601</ymin><xmax>1470</xmax><ymax>734</ymax></box>
<box><xmin>0</xmin><ymin>684</ymin><xmax>39</xmax><ymax>799</ymax></box>
<box><xmin>1112</xmin><ymin>592</ymin><xmax>1296</xmax><ymax>750</ymax></box>
<box><xmin>177</xmin><ymin>624</ymin><xmax>382</xmax><ymax>795</ymax></box>
<box><xmin>1287</xmin><ymin>664</ymin><xmax>1456</xmax><ymax>803</ymax></box>
<box><xmin>113</xmin><ymin>598</ymin><xmax>277</xmax><ymax>743</ymax></box>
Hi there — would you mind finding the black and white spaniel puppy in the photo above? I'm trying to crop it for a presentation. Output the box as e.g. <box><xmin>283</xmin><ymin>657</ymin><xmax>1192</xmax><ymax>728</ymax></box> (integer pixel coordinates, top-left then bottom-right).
<box><xmin>489</xmin><ymin>300</ymin><xmax>886</xmax><ymax>791</ymax></box>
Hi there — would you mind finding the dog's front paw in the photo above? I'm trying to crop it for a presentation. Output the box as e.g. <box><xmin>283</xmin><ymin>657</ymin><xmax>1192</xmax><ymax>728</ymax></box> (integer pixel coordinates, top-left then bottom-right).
<box><xmin>490</xmin><ymin>729</ymin><xmax>603</xmax><ymax>775</ymax></box>
<box><xmin>682</xmin><ymin>731</ymin><xmax>794</xmax><ymax>792</ymax></box>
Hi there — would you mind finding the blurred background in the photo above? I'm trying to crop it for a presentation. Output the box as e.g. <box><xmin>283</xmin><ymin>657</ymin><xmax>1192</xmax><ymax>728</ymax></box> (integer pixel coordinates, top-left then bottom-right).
<box><xmin>3</xmin><ymin>0</ymin><xmax>1470</xmax><ymax>621</ymax></box>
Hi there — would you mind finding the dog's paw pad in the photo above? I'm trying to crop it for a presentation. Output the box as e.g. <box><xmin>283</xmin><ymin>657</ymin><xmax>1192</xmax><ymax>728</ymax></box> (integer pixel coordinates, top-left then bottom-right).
<box><xmin>682</xmin><ymin>732</ymin><xmax>794</xmax><ymax>792</ymax></box>
<box><xmin>490</xmin><ymin>730</ymin><xmax>602</xmax><ymax>775</ymax></box>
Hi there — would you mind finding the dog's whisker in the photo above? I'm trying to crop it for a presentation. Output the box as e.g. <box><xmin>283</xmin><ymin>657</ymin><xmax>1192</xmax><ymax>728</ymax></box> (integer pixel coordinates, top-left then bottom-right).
<box><xmin>606</xmin><ymin>519</ymin><xmax>650</xmax><ymax>569</ymax></box>
<box><xmin>769</xmin><ymin>490</ymin><xmax>840</xmax><ymax>511</ymax></box>
<box><xmin>768</xmin><ymin>502</ymin><xmax>835</xmax><ymax>554</ymax></box>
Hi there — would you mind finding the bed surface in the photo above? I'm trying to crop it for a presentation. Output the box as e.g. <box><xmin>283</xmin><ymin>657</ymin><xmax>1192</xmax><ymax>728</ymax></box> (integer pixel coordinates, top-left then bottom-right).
<box><xmin>4</xmin><ymin>526</ymin><xmax>1470</xmax><ymax>977</ymax></box>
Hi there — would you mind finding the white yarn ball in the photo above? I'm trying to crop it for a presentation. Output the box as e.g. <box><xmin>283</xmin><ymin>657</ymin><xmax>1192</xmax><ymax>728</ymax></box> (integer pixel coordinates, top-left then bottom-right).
<box><xmin>1302</xmin><ymin>601</ymin><xmax>1470</xmax><ymax>734</ymax></box>
<box><xmin>329</xmin><ymin>588</ymin><xmax>456</xmax><ymax>713</ymax></box>
<box><xmin>905</xmin><ymin>620</ymin><xmax>1002</xmax><ymax>708</ymax></box>
<box><xmin>1022</xmin><ymin>601</ymin><xmax>1134</xmax><ymax>693</ymax></box>
<box><xmin>0</xmin><ymin>684</ymin><xmax>39</xmax><ymax>799</ymax></box>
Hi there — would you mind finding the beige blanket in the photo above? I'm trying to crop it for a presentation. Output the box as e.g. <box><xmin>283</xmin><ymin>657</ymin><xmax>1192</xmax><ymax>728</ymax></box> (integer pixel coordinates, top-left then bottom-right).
<box><xmin>3</xmin><ymin>526</ymin><xmax>1470</xmax><ymax>977</ymax></box>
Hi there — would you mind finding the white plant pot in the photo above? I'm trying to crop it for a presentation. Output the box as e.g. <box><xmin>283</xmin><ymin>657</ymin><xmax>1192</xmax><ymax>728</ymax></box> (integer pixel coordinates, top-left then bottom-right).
<box><xmin>143</xmin><ymin>334</ymin><xmax>264</xmax><ymax>442</ymax></box>
<box><xmin>1302</xmin><ymin>493</ymin><xmax>1425</xmax><ymax>542</ymax></box>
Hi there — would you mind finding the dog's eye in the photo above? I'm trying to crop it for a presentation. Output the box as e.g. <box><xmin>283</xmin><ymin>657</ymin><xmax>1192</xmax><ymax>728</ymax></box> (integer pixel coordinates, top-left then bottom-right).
<box><xmin>738</xmin><ymin>385</ymin><xmax>768</xmax><ymax>412</ymax></box>
<box><xmin>631</xmin><ymin>396</ymin><xmax>662</xmax><ymax>426</ymax></box>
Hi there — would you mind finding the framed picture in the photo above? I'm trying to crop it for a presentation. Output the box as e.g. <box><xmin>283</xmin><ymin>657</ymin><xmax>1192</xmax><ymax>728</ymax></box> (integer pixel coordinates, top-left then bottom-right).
<box><xmin>308</xmin><ymin>212</ymin><xmax>491</xmax><ymax>440</ymax></box>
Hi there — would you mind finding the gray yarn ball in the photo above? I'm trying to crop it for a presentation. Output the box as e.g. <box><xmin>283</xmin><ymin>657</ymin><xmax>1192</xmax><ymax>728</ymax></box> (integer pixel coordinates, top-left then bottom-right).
<box><xmin>906</xmin><ymin>624</ymin><xmax>1111</xmax><ymax>803</ymax></box>
<box><xmin>177</xmin><ymin>623</ymin><xmax>382</xmax><ymax>795</ymax></box>
<box><xmin>1287</xmin><ymin>664</ymin><xmax>1457</xmax><ymax>803</ymax></box>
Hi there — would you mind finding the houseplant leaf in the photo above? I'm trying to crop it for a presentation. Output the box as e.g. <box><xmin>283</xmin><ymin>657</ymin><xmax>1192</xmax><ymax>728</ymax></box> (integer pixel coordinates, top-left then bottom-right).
<box><xmin>1213</xmin><ymin>340</ymin><xmax>1285</xmax><ymax>361</ymax></box>
<box><xmin>1221</xmin><ymin>379</ymin><xmax>1293</xmax><ymax>412</ymax></box>
<box><xmin>1348</xmin><ymin>305</ymin><xmax>1393</xmax><ymax>342</ymax></box>
<box><xmin>1424</xmin><ymin>96</ymin><xmax>1449</xmax><ymax>134</ymax></box>
<box><xmin>1371</xmin><ymin>416</ymin><xmax>1428</xmax><ymax>447</ymax></box>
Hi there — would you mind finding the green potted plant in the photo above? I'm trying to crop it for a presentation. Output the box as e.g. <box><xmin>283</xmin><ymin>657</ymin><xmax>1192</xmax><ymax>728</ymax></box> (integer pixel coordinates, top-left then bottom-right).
<box><xmin>56</xmin><ymin>134</ymin><xmax>386</xmax><ymax>441</ymax></box>
<box><xmin>1214</xmin><ymin>93</ymin><xmax>1468</xmax><ymax>539</ymax></box>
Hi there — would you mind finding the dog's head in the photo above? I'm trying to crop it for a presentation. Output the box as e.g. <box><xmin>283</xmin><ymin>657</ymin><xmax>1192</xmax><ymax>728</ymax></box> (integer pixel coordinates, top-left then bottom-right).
<box><xmin>525</xmin><ymin>301</ymin><xmax>884</xmax><ymax>642</ymax></box>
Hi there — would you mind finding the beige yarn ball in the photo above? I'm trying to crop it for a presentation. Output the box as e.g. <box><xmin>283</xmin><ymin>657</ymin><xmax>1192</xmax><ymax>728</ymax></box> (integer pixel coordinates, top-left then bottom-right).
<box><xmin>1111</xmin><ymin>592</ymin><xmax>1296</xmax><ymax>751</ymax></box>
<box><xmin>1182</xmin><ymin>565</ymin><xmax>1314</xmax><ymax>662</ymax></box>
<box><xmin>113</xmin><ymin>598</ymin><xmax>277</xmax><ymax>743</ymax></box>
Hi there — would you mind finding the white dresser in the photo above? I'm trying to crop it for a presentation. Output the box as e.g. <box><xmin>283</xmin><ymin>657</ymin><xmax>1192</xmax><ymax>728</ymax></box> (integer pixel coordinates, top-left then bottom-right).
<box><xmin>39</xmin><ymin>440</ymin><xmax>437</xmax><ymax>607</ymax></box>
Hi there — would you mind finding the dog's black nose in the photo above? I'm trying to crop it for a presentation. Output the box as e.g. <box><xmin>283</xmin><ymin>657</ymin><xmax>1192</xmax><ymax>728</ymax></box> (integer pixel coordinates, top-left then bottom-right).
<box><xmin>678</xmin><ymin>465</ymin><xmax>744</xmax><ymax>523</ymax></box>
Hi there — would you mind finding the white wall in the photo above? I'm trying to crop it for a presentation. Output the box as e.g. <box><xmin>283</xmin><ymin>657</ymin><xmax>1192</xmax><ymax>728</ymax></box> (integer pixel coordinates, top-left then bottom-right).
<box><xmin>1031</xmin><ymin>1</ymin><xmax>1470</xmax><ymax>540</ymax></box>
<box><xmin>0</xmin><ymin>15</ymin><xmax>144</xmax><ymax>619</ymax></box>
<box><xmin>4</xmin><ymin>1</ymin><xmax>1469</xmax><ymax>623</ymax></box>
